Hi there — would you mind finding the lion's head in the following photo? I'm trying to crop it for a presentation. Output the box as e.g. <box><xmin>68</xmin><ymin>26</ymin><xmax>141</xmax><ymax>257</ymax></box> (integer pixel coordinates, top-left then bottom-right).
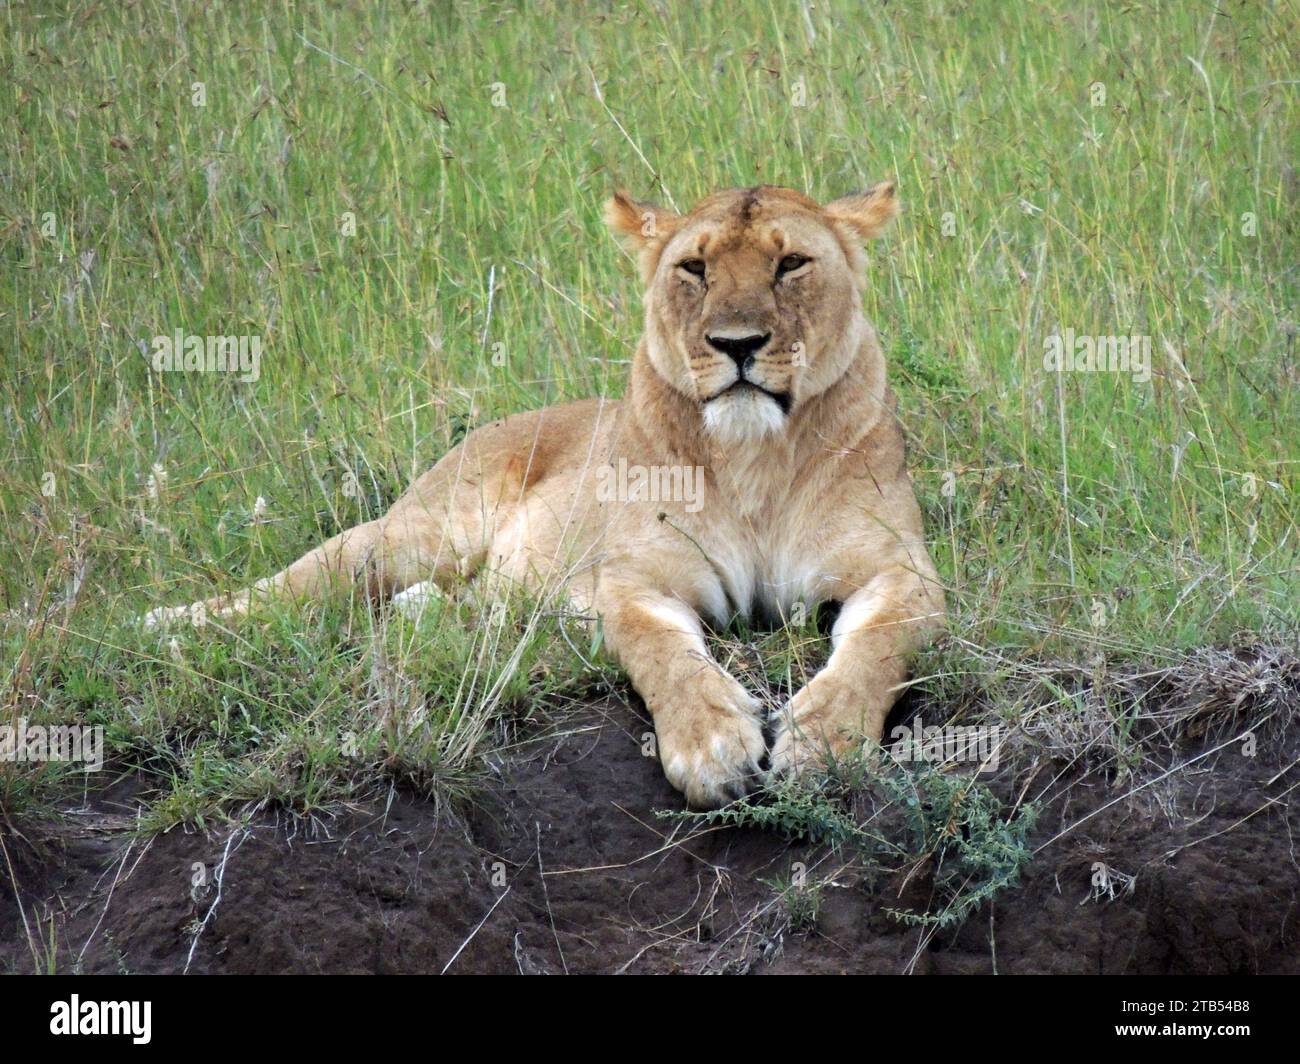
<box><xmin>606</xmin><ymin>183</ymin><xmax>899</xmax><ymax>445</ymax></box>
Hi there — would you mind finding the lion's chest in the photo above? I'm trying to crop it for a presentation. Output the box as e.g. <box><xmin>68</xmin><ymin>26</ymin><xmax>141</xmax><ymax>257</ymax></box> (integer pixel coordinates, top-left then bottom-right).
<box><xmin>701</xmin><ymin>514</ymin><xmax>826</xmax><ymax>626</ymax></box>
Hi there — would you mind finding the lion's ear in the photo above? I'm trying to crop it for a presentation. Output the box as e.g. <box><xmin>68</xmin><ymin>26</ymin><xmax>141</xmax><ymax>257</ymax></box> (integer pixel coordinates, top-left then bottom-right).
<box><xmin>825</xmin><ymin>181</ymin><xmax>900</xmax><ymax>240</ymax></box>
<box><xmin>604</xmin><ymin>190</ymin><xmax>680</xmax><ymax>249</ymax></box>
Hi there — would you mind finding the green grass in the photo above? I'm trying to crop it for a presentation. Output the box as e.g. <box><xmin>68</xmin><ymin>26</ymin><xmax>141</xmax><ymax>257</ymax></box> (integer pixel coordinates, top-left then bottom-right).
<box><xmin>1</xmin><ymin>0</ymin><xmax>1296</xmax><ymax>826</ymax></box>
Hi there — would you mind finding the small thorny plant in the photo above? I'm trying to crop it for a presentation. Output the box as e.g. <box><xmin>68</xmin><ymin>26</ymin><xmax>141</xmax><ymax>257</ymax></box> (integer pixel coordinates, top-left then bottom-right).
<box><xmin>664</xmin><ymin>756</ymin><xmax>1038</xmax><ymax>932</ymax></box>
<box><xmin>875</xmin><ymin>762</ymin><xmax>1039</xmax><ymax>929</ymax></box>
<box><xmin>664</xmin><ymin>775</ymin><xmax>865</xmax><ymax>846</ymax></box>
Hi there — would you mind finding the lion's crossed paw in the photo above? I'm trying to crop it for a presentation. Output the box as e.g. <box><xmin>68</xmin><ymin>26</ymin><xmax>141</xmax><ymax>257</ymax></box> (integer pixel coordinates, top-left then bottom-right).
<box><xmin>767</xmin><ymin>679</ymin><xmax>872</xmax><ymax>780</ymax></box>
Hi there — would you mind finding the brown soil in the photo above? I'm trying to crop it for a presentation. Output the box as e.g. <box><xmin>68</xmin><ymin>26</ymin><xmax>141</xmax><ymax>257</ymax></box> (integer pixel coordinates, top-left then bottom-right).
<box><xmin>2</xmin><ymin>697</ymin><xmax>1298</xmax><ymax>974</ymax></box>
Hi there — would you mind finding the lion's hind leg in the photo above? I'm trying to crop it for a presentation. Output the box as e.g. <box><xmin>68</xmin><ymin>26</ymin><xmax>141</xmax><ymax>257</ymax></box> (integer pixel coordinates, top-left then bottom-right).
<box><xmin>142</xmin><ymin>515</ymin><xmax>434</xmax><ymax>628</ymax></box>
<box><xmin>143</xmin><ymin>447</ymin><xmax>518</xmax><ymax>628</ymax></box>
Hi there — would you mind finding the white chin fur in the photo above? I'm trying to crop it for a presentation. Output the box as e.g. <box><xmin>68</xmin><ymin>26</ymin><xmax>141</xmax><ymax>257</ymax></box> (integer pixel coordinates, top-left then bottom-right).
<box><xmin>702</xmin><ymin>388</ymin><xmax>787</xmax><ymax>445</ymax></box>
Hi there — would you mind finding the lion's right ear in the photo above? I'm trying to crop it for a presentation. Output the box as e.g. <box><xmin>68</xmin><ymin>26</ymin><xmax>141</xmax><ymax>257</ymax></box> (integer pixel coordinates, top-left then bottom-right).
<box><xmin>604</xmin><ymin>190</ymin><xmax>680</xmax><ymax>250</ymax></box>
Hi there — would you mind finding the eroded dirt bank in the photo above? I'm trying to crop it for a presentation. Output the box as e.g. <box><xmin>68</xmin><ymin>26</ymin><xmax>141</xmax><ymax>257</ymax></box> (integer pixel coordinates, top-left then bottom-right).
<box><xmin>3</xmin><ymin>696</ymin><xmax>1297</xmax><ymax>974</ymax></box>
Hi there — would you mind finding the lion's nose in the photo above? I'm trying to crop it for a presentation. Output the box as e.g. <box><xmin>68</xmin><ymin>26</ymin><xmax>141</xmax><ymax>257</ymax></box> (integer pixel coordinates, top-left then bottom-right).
<box><xmin>705</xmin><ymin>329</ymin><xmax>771</xmax><ymax>368</ymax></box>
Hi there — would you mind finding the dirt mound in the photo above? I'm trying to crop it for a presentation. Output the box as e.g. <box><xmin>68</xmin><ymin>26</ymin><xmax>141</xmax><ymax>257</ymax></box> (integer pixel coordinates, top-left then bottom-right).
<box><xmin>2</xmin><ymin>697</ymin><xmax>1297</xmax><ymax>974</ymax></box>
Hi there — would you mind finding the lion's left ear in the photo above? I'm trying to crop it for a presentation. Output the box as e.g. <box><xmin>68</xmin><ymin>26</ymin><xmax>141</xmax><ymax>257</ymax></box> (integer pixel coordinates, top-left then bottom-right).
<box><xmin>825</xmin><ymin>181</ymin><xmax>900</xmax><ymax>240</ymax></box>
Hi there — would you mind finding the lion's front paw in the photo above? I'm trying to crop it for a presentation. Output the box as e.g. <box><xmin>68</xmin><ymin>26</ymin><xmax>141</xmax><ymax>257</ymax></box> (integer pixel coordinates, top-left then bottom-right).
<box><xmin>768</xmin><ymin>675</ymin><xmax>879</xmax><ymax>780</ymax></box>
<box><xmin>655</xmin><ymin>676</ymin><xmax>766</xmax><ymax>808</ymax></box>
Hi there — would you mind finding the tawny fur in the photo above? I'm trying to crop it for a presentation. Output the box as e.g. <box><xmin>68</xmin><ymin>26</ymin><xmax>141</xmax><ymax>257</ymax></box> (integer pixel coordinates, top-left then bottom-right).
<box><xmin>147</xmin><ymin>183</ymin><xmax>945</xmax><ymax>808</ymax></box>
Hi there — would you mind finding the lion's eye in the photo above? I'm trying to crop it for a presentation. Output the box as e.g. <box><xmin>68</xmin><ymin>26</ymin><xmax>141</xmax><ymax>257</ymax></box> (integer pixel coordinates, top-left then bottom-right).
<box><xmin>777</xmin><ymin>254</ymin><xmax>810</xmax><ymax>277</ymax></box>
<box><xmin>678</xmin><ymin>259</ymin><xmax>706</xmax><ymax>278</ymax></box>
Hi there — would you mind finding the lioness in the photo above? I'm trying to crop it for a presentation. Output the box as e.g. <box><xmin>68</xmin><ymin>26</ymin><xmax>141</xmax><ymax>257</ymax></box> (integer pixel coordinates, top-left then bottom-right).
<box><xmin>147</xmin><ymin>183</ymin><xmax>945</xmax><ymax>807</ymax></box>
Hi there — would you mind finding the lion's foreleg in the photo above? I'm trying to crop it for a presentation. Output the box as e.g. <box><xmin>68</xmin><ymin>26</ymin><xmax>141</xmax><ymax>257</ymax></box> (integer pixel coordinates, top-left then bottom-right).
<box><xmin>769</xmin><ymin>567</ymin><xmax>945</xmax><ymax>775</ymax></box>
<box><xmin>597</xmin><ymin>583</ymin><xmax>765</xmax><ymax>808</ymax></box>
